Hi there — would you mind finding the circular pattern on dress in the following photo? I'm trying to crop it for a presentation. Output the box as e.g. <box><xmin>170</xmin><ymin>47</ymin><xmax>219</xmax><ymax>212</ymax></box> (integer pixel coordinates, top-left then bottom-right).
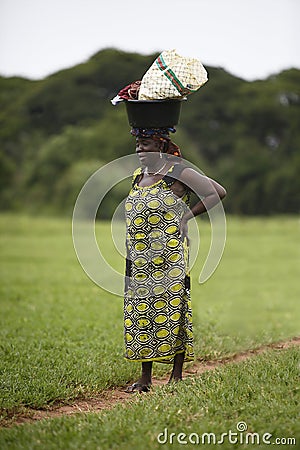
<box><xmin>168</xmin><ymin>267</ymin><xmax>184</xmax><ymax>278</ymax></box>
<box><xmin>134</xmin><ymin>217</ymin><xmax>145</xmax><ymax>227</ymax></box>
<box><xmin>134</xmin><ymin>201</ymin><xmax>145</xmax><ymax>212</ymax></box>
<box><xmin>163</xmin><ymin>195</ymin><xmax>177</xmax><ymax>206</ymax></box>
<box><xmin>125</xmin><ymin>333</ymin><xmax>133</xmax><ymax>342</ymax></box>
<box><xmin>133</xmin><ymin>257</ymin><xmax>147</xmax><ymax>268</ymax></box>
<box><xmin>153</xmin><ymin>285</ymin><xmax>166</xmax><ymax>296</ymax></box>
<box><xmin>139</xmin><ymin>348</ymin><xmax>153</xmax><ymax>358</ymax></box>
<box><xmin>134</xmin><ymin>272</ymin><xmax>148</xmax><ymax>282</ymax></box>
<box><xmin>149</xmin><ymin>230</ymin><xmax>163</xmax><ymax>239</ymax></box>
<box><xmin>151</xmin><ymin>256</ymin><xmax>165</xmax><ymax>266</ymax></box>
<box><xmin>154</xmin><ymin>300</ymin><xmax>166</xmax><ymax>310</ymax></box>
<box><xmin>154</xmin><ymin>314</ymin><xmax>167</xmax><ymax>324</ymax></box>
<box><xmin>136</xmin><ymin>287</ymin><xmax>150</xmax><ymax>297</ymax></box>
<box><xmin>134</xmin><ymin>242</ymin><xmax>147</xmax><ymax>251</ymax></box>
<box><xmin>150</xmin><ymin>241</ymin><xmax>164</xmax><ymax>251</ymax></box>
<box><xmin>138</xmin><ymin>333</ymin><xmax>151</xmax><ymax>343</ymax></box>
<box><xmin>135</xmin><ymin>232</ymin><xmax>146</xmax><ymax>240</ymax></box>
<box><xmin>170</xmin><ymin>297</ymin><xmax>181</xmax><ymax>307</ymax></box>
<box><xmin>137</xmin><ymin>317</ymin><xmax>150</xmax><ymax>328</ymax></box>
<box><xmin>136</xmin><ymin>302</ymin><xmax>149</xmax><ymax>312</ymax></box>
<box><xmin>125</xmin><ymin>318</ymin><xmax>133</xmax><ymax>327</ymax></box>
<box><xmin>147</xmin><ymin>199</ymin><xmax>161</xmax><ymax>210</ymax></box>
<box><xmin>164</xmin><ymin>210</ymin><xmax>176</xmax><ymax>221</ymax></box>
<box><xmin>152</xmin><ymin>270</ymin><xmax>164</xmax><ymax>280</ymax></box>
<box><xmin>165</xmin><ymin>225</ymin><xmax>178</xmax><ymax>234</ymax></box>
<box><xmin>148</xmin><ymin>214</ymin><xmax>161</xmax><ymax>225</ymax></box>
<box><xmin>167</xmin><ymin>238</ymin><xmax>180</xmax><ymax>248</ymax></box>
<box><xmin>168</xmin><ymin>252</ymin><xmax>181</xmax><ymax>263</ymax></box>
<box><xmin>156</xmin><ymin>328</ymin><xmax>170</xmax><ymax>338</ymax></box>
<box><xmin>158</xmin><ymin>343</ymin><xmax>171</xmax><ymax>353</ymax></box>
<box><xmin>169</xmin><ymin>282</ymin><xmax>183</xmax><ymax>293</ymax></box>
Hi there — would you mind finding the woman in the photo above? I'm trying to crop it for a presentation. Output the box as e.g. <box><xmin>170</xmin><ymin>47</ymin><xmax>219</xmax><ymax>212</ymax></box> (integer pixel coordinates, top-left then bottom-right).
<box><xmin>124</xmin><ymin>127</ymin><xmax>226</xmax><ymax>393</ymax></box>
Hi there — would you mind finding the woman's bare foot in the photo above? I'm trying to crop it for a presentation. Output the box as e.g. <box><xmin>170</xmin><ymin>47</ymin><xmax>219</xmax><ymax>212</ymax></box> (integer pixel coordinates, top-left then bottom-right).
<box><xmin>168</xmin><ymin>352</ymin><xmax>185</xmax><ymax>383</ymax></box>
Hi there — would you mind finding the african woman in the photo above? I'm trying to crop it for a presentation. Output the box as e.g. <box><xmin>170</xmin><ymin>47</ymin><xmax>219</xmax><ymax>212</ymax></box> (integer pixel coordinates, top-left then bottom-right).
<box><xmin>124</xmin><ymin>127</ymin><xmax>226</xmax><ymax>392</ymax></box>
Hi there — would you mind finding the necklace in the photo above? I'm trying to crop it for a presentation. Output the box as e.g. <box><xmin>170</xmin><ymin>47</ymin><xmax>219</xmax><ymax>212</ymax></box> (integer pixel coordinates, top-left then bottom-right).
<box><xmin>144</xmin><ymin>162</ymin><xmax>167</xmax><ymax>176</ymax></box>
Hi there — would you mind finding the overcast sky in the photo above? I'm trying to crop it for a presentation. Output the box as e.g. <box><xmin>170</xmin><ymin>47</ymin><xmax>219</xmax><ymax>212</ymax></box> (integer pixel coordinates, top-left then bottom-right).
<box><xmin>0</xmin><ymin>0</ymin><xmax>299</xmax><ymax>81</ymax></box>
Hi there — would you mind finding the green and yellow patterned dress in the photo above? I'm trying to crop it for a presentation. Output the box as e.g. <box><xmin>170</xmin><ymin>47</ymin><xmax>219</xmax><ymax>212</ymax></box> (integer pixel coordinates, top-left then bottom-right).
<box><xmin>124</xmin><ymin>164</ymin><xmax>194</xmax><ymax>364</ymax></box>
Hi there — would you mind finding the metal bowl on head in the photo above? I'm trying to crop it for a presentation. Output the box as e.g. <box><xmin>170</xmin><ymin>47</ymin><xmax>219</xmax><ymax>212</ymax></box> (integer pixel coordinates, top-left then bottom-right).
<box><xmin>125</xmin><ymin>99</ymin><xmax>185</xmax><ymax>128</ymax></box>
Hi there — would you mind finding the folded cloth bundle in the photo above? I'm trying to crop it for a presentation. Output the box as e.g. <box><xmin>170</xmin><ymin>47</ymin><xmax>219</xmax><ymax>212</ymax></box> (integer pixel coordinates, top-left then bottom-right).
<box><xmin>111</xmin><ymin>80</ymin><xmax>141</xmax><ymax>105</ymax></box>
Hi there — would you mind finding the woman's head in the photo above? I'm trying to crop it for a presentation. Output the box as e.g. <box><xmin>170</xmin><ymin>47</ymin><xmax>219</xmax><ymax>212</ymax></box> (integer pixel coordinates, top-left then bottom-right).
<box><xmin>135</xmin><ymin>137</ymin><xmax>162</xmax><ymax>167</ymax></box>
<box><xmin>131</xmin><ymin>127</ymin><xmax>182</xmax><ymax>160</ymax></box>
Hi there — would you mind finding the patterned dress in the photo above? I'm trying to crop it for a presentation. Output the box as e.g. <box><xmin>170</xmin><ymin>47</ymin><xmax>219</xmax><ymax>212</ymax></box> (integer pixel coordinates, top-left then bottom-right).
<box><xmin>124</xmin><ymin>164</ymin><xmax>194</xmax><ymax>364</ymax></box>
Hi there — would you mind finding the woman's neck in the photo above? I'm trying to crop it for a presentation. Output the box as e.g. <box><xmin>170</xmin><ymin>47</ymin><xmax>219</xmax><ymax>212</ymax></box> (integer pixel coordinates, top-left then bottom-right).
<box><xmin>144</xmin><ymin>160</ymin><xmax>168</xmax><ymax>176</ymax></box>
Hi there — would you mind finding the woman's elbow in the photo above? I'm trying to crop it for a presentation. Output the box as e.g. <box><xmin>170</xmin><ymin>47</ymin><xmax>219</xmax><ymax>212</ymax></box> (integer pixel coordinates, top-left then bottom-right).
<box><xmin>219</xmin><ymin>186</ymin><xmax>227</xmax><ymax>199</ymax></box>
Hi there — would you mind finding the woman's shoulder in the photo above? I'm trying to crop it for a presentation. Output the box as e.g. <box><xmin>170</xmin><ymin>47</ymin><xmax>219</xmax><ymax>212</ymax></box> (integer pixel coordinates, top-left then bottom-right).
<box><xmin>164</xmin><ymin>163</ymin><xmax>187</xmax><ymax>181</ymax></box>
<box><xmin>163</xmin><ymin>163</ymin><xmax>189</xmax><ymax>189</ymax></box>
<box><xmin>131</xmin><ymin>167</ymin><xmax>143</xmax><ymax>187</ymax></box>
<box><xmin>132</xmin><ymin>167</ymin><xmax>143</xmax><ymax>177</ymax></box>
<box><xmin>169</xmin><ymin>162</ymin><xmax>187</xmax><ymax>176</ymax></box>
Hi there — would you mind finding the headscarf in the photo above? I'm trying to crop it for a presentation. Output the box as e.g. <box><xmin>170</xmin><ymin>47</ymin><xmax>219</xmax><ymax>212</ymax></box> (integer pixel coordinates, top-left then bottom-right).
<box><xmin>130</xmin><ymin>127</ymin><xmax>182</xmax><ymax>158</ymax></box>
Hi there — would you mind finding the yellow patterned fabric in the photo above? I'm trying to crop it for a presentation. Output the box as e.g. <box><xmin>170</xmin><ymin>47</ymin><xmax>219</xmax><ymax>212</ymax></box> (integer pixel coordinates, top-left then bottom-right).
<box><xmin>124</xmin><ymin>166</ymin><xmax>194</xmax><ymax>363</ymax></box>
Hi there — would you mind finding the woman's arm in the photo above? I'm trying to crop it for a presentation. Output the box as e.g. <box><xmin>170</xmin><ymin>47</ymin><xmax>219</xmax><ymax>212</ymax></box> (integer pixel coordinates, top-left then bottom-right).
<box><xmin>179</xmin><ymin>167</ymin><xmax>226</xmax><ymax>228</ymax></box>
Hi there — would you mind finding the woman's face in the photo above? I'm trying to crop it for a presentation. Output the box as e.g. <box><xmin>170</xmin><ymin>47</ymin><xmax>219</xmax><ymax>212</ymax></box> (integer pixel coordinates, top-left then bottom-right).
<box><xmin>135</xmin><ymin>138</ymin><xmax>162</xmax><ymax>167</ymax></box>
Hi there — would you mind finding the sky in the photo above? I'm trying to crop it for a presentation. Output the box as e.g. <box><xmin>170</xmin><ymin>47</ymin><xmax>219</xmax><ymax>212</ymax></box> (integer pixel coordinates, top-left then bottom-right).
<box><xmin>0</xmin><ymin>0</ymin><xmax>299</xmax><ymax>81</ymax></box>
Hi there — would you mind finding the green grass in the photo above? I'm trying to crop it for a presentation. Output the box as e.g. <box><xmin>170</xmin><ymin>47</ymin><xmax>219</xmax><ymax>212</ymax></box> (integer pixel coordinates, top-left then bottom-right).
<box><xmin>0</xmin><ymin>215</ymin><xmax>136</xmax><ymax>415</ymax></box>
<box><xmin>0</xmin><ymin>213</ymin><xmax>299</xmax><ymax>441</ymax></box>
<box><xmin>0</xmin><ymin>348</ymin><xmax>298</xmax><ymax>450</ymax></box>
<box><xmin>196</xmin><ymin>215</ymin><xmax>300</xmax><ymax>342</ymax></box>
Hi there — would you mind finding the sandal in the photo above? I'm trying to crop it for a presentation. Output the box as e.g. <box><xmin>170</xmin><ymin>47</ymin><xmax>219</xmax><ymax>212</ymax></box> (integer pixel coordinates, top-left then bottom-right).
<box><xmin>125</xmin><ymin>382</ymin><xmax>151</xmax><ymax>393</ymax></box>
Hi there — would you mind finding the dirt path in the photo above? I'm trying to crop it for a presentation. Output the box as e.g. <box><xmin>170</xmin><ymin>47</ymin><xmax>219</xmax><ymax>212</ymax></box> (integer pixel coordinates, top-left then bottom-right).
<box><xmin>2</xmin><ymin>336</ymin><xmax>299</xmax><ymax>428</ymax></box>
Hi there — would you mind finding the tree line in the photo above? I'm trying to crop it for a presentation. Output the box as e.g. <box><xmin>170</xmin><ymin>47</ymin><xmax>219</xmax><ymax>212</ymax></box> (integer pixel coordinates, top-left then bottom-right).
<box><xmin>0</xmin><ymin>48</ymin><xmax>299</xmax><ymax>217</ymax></box>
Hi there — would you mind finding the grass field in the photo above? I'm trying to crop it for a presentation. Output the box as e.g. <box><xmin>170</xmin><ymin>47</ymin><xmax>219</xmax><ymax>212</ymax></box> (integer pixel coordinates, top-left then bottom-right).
<box><xmin>0</xmin><ymin>213</ymin><xmax>299</xmax><ymax>448</ymax></box>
